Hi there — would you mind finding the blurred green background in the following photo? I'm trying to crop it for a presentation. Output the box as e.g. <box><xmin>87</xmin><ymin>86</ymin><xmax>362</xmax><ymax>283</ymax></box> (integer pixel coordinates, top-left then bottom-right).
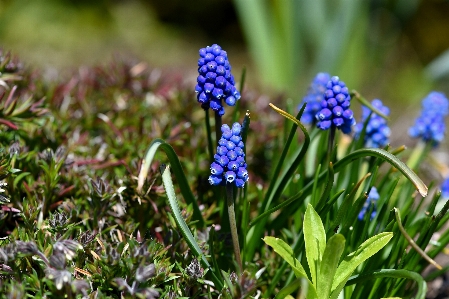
<box><xmin>1</xmin><ymin>0</ymin><xmax>449</xmax><ymax>121</ymax></box>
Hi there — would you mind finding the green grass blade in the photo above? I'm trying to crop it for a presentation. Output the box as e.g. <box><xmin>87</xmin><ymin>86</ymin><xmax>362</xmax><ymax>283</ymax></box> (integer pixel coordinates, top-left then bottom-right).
<box><xmin>334</xmin><ymin>148</ymin><xmax>427</xmax><ymax>197</ymax></box>
<box><xmin>137</xmin><ymin>138</ymin><xmax>204</xmax><ymax>227</ymax></box>
<box><xmin>160</xmin><ymin>165</ymin><xmax>222</xmax><ymax>289</ymax></box>
<box><xmin>346</xmin><ymin>269</ymin><xmax>427</xmax><ymax>299</ymax></box>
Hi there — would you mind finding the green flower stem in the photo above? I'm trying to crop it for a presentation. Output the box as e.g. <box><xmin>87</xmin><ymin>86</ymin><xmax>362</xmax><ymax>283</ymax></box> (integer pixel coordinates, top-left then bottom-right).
<box><xmin>327</xmin><ymin>125</ymin><xmax>336</xmax><ymax>165</ymax></box>
<box><xmin>205</xmin><ymin>109</ymin><xmax>214</xmax><ymax>163</ymax></box>
<box><xmin>226</xmin><ymin>184</ymin><xmax>242</xmax><ymax>272</ymax></box>
<box><xmin>351</xmin><ymin>90</ymin><xmax>389</xmax><ymax>121</ymax></box>
<box><xmin>215</xmin><ymin>111</ymin><xmax>222</xmax><ymax>148</ymax></box>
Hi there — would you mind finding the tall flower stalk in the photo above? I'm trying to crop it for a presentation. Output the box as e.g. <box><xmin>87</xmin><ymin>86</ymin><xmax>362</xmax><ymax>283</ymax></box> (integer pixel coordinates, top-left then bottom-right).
<box><xmin>209</xmin><ymin>123</ymin><xmax>248</xmax><ymax>271</ymax></box>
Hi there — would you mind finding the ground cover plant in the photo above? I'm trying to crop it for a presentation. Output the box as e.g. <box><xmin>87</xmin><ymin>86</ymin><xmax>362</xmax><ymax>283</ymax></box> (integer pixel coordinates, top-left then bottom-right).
<box><xmin>0</xmin><ymin>45</ymin><xmax>449</xmax><ymax>299</ymax></box>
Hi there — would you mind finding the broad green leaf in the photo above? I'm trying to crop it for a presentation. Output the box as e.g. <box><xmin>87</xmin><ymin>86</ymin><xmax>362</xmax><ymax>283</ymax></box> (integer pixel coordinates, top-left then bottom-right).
<box><xmin>263</xmin><ymin>236</ymin><xmax>317</xmax><ymax>298</ymax></box>
<box><xmin>304</xmin><ymin>203</ymin><xmax>326</xmax><ymax>286</ymax></box>
<box><xmin>317</xmin><ymin>234</ymin><xmax>345</xmax><ymax>299</ymax></box>
<box><xmin>331</xmin><ymin>232</ymin><xmax>393</xmax><ymax>293</ymax></box>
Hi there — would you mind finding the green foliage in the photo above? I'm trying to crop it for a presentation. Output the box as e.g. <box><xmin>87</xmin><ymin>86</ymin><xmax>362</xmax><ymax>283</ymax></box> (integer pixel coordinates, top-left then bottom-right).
<box><xmin>264</xmin><ymin>205</ymin><xmax>394</xmax><ymax>299</ymax></box>
<box><xmin>0</xmin><ymin>48</ymin><xmax>448</xmax><ymax>299</ymax></box>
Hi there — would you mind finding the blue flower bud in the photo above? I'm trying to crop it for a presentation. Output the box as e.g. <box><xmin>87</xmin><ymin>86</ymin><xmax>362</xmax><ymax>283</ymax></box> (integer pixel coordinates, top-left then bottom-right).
<box><xmin>225</xmin><ymin>171</ymin><xmax>236</xmax><ymax>183</ymax></box>
<box><xmin>317</xmin><ymin>108</ymin><xmax>332</xmax><ymax>120</ymax></box>
<box><xmin>212</xmin><ymin>88</ymin><xmax>223</xmax><ymax>99</ymax></box>
<box><xmin>210</xmin><ymin>162</ymin><xmax>224</xmax><ymax>175</ymax></box>
<box><xmin>209</xmin><ymin>123</ymin><xmax>249</xmax><ymax>188</ymax></box>
<box><xmin>225</xmin><ymin>141</ymin><xmax>236</xmax><ymax>150</ymax></box>
<box><xmin>317</xmin><ymin>120</ymin><xmax>332</xmax><ymax>130</ymax></box>
<box><xmin>227</xmin><ymin>161</ymin><xmax>239</xmax><ymax>171</ymax></box>
<box><xmin>216</xmin><ymin>155</ymin><xmax>229</xmax><ymax>167</ymax></box>
<box><xmin>237</xmin><ymin>167</ymin><xmax>248</xmax><ymax>180</ymax></box>
<box><xmin>222</xmin><ymin>130</ymin><xmax>232</xmax><ymax>140</ymax></box>
<box><xmin>217</xmin><ymin>146</ymin><xmax>228</xmax><ymax>156</ymax></box>
<box><xmin>225</xmin><ymin>96</ymin><xmax>236</xmax><ymax>106</ymax></box>
<box><xmin>230</xmin><ymin>135</ymin><xmax>241</xmax><ymax>144</ymax></box>
<box><xmin>315</xmin><ymin>76</ymin><xmax>355</xmax><ymax>134</ymax></box>
<box><xmin>235</xmin><ymin>179</ymin><xmax>245</xmax><ymax>188</ymax></box>
<box><xmin>209</xmin><ymin>175</ymin><xmax>222</xmax><ymax>186</ymax></box>
<box><xmin>195</xmin><ymin>44</ymin><xmax>240</xmax><ymax>115</ymax></box>
<box><xmin>227</xmin><ymin>150</ymin><xmax>237</xmax><ymax>161</ymax></box>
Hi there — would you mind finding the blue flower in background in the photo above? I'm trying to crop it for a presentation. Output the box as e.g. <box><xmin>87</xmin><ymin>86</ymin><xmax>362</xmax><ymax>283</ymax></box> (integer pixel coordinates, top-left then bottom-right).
<box><xmin>209</xmin><ymin>123</ymin><xmax>248</xmax><ymax>188</ymax></box>
<box><xmin>442</xmin><ymin>177</ymin><xmax>449</xmax><ymax>199</ymax></box>
<box><xmin>195</xmin><ymin>44</ymin><xmax>241</xmax><ymax>116</ymax></box>
<box><xmin>355</xmin><ymin>99</ymin><xmax>391</xmax><ymax>148</ymax></box>
<box><xmin>315</xmin><ymin>76</ymin><xmax>355</xmax><ymax>134</ymax></box>
<box><xmin>409</xmin><ymin>92</ymin><xmax>448</xmax><ymax>146</ymax></box>
<box><xmin>358</xmin><ymin>187</ymin><xmax>380</xmax><ymax>221</ymax></box>
<box><xmin>299</xmin><ymin>72</ymin><xmax>330</xmax><ymax>125</ymax></box>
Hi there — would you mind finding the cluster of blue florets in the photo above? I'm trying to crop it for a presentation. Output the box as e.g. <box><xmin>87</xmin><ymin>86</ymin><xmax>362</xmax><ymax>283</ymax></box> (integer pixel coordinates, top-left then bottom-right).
<box><xmin>195</xmin><ymin>44</ymin><xmax>241</xmax><ymax>116</ymax></box>
<box><xmin>442</xmin><ymin>178</ymin><xmax>449</xmax><ymax>199</ymax></box>
<box><xmin>209</xmin><ymin>123</ymin><xmax>248</xmax><ymax>188</ymax></box>
<box><xmin>355</xmin><ymin>99</ymin><xmax>391</xmax><ymax>148</ymax></box>
<box><xmin>358</xmin><ymin>187</ymin><xmax>380</xmax><ymax>221</ymax></box>
<box><xmin>315</xmin><ymin>76</ymin><xmax>355</xmax><ymax>134</ymax></box>
<box><xmin>408</xmin><ymin>91</ymin><xmax>449</xmax><ymax>146</ymax></box>
<box><xmin>299</xmin><ymin>72</ymin><xmax>330</xmax><ymax>124</ymax></box>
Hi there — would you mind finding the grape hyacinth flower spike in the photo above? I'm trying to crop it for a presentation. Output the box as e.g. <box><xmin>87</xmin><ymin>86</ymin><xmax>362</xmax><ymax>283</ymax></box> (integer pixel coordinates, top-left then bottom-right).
<box><xmin>358</xmin><ymin>187</ymin><xmax>380</xmax><ymax>221</ymax></box>
<box><xmin>195</xmin><ymin>44</ymin><xmax>241</xmax><ymax>116</ymax></box>
<box><xmin>298</xmin><ymin>72</ymin><xmax>330</xmax><ymax>125</ymax></box>
<box><xmin>209</xmin><ymin>122</ymin><xmax>248</xmax><ymax>188</ymax></box>
<box><xmin>355</xmin><ymin>99</ymin><xmax>391</xmax><ymax>148</ymax></box>
<box><xmin>315</xmin><ymin>76</ymin><xmax>355</xmax><ymax>134</ymax></box>
<box><xmin>409</xmin><ymin>91</ymin><xmax>449</xmax><ymax>146</ymax></box>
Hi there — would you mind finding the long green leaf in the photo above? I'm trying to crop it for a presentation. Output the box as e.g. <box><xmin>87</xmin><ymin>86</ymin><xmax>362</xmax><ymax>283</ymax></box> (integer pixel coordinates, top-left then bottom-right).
<box><xmin>263</xmin><ymin>236</ymin><xmax>317</xmax><ymax>298</ymax></box>
<box><xmin>304</xmin><ymin>203</ymin><xmax>326</xmax><ymax>286</ymax></box>
<box><xmin>346</xmin><ymin>269</ymin><xmax>426</xmax><ymax>299</ymax></box>
<box><xmin>137</xmin><ymin>138</ymin><xmax>204</xmax><ymax>227</ymax></box>
<box><xmin>318</xmin><ymin>234</ymin><xmax>345</xmax><ymax>299</ymax></box>
<box><xmin>160</xmin><ymin>165</ymin><xmax>222</xmax><ymax>289</ymax></box>
<box><xmin>331</xmin><ymin>232</ymin><xmax>393</xmax><ymax>293</ymax></box>
<box><xmin>334</xmin><ymin>148</ymin><xmax>427</xmax><ymax>197</ymax></box>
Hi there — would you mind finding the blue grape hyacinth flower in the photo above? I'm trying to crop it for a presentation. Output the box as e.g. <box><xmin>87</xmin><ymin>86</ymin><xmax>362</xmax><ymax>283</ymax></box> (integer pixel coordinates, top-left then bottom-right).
<box><xmin>195</xmin><ymin>44</ymin><xmax>241</xmax><ymax>116</ymax></box>
<box><xmin>355</xmin><ymin>99</ymin><xmax>391</xmax><ymax>148</ymax></box>
<box><xmin>209</xmin><ymin>123</ymin><xmax>248</xmax><ymax>188</ymax></box>
<box><xmin>315</xmin><ymin>76</ymin><xmax>355</xmax><ymax>134</ymax></box>
<box><xmin>358</xmin><ymin>187</ymin><xmax>380</xmax><ymax>221</ymax></box>
<box><xmin>442</xmin><ymin>177</ymin><xmax>449</xmax><ymax>199</ymax></box>
<box><xmin>299</xmin><ymin>72</ymin><xmax>330</xmax><ymax>125</ymax></box>
<box><xmin>409</xmin><ymin>92</ymin><xmax>448</xmax><ymax>146</ymax></box>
